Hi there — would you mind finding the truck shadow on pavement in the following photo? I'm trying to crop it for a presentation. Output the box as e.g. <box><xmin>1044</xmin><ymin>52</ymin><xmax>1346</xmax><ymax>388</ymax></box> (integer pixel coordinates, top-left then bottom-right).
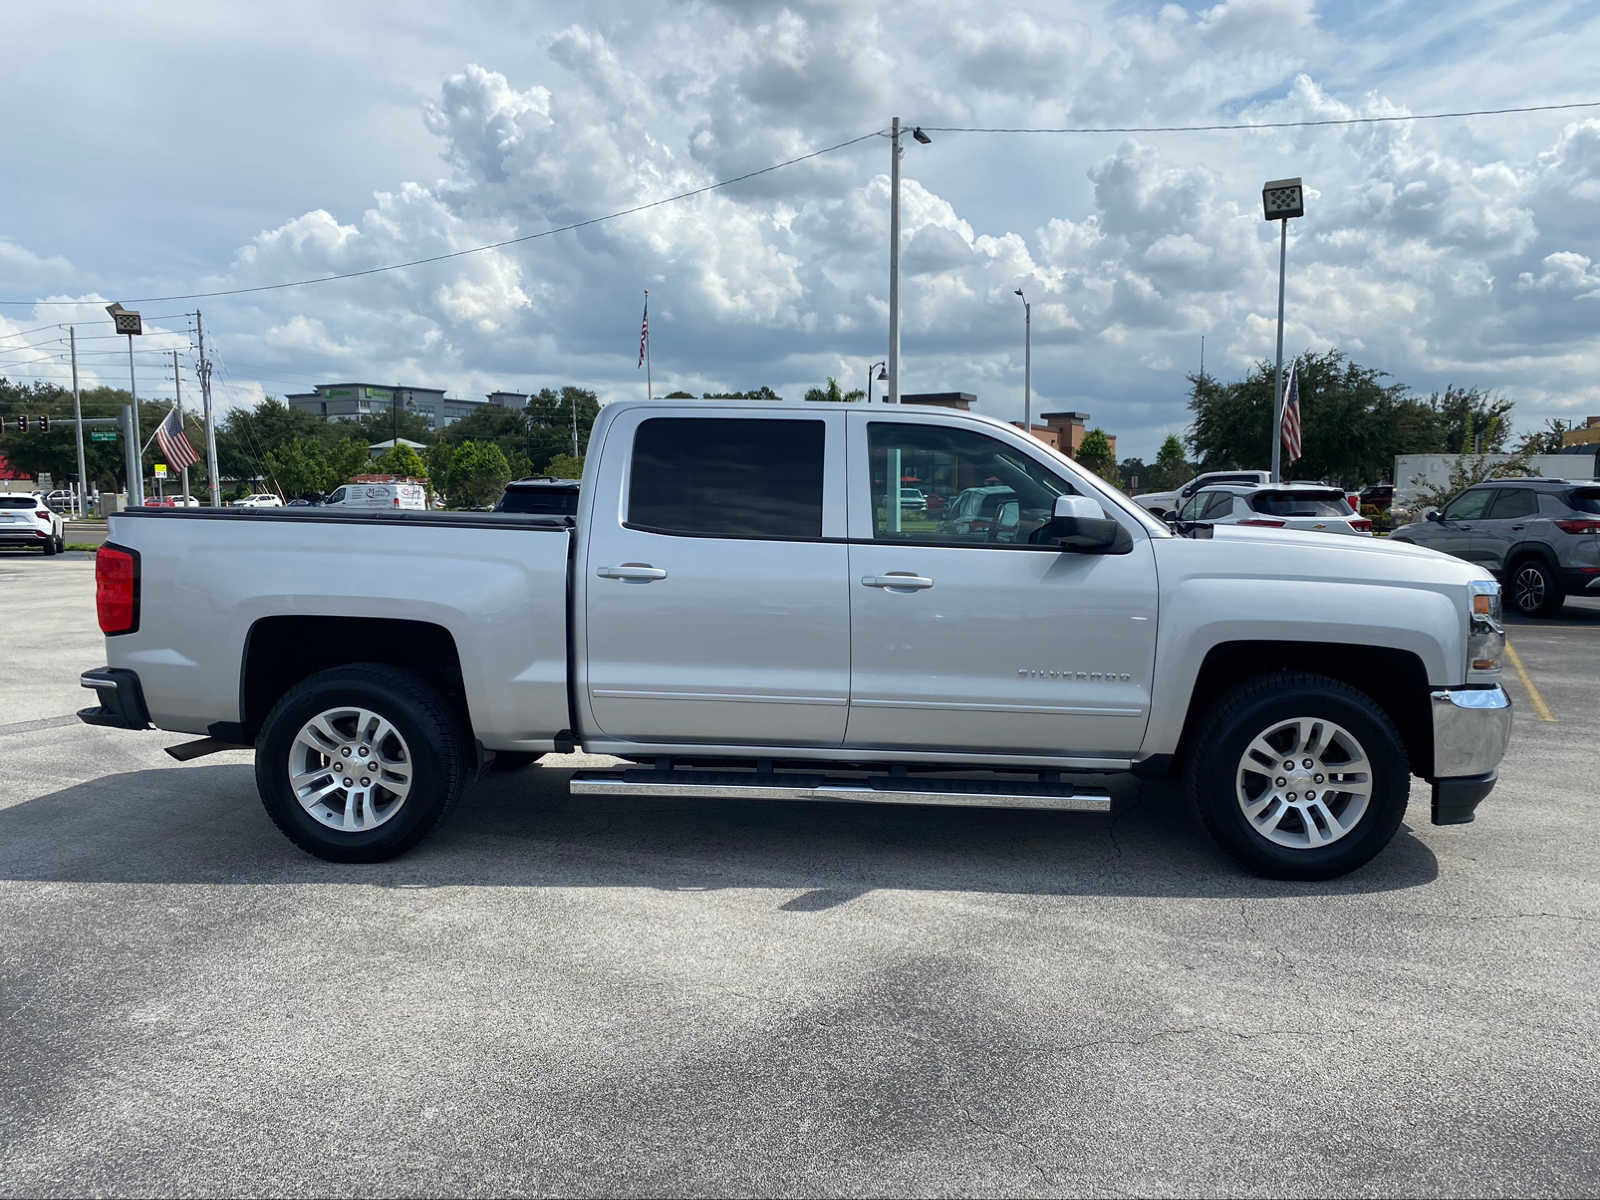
<box><xmin>0</xmin><ymin>760</ymin><xmax>1439</xmax><ymax>901</ymax></box>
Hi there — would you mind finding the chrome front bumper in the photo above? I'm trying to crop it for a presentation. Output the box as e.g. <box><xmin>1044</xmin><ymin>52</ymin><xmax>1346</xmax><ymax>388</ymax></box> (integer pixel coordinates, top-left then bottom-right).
<box><xmin>1431</xmin><ymin>685</ymin><xmax>1512</xmax><ymax>778</ymax></box>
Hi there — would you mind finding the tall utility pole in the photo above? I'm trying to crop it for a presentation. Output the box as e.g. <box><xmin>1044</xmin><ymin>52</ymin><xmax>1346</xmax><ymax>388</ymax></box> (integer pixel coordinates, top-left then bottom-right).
<box><xmin>888</xmin><ymin>117</ymin><xmax>902</xmax><ymax>404</ymax></box>
<box><xmin>569</xmin><ymin>392</ymin><xmax>579</xmax><ymax>459</ymax></box>
<box><xmin>1261</xmin><ymin>178</ymin><xmax>1305</xmax><ymax>483</ymax></box>
<box><xmin>1015</xmin><ymin>289</ymin><xmax>1031</xmax><ymax>436</ymax></box>
<box><xmin>172</xmin><ymin>351</ymin><xmax>188</xmax><ymax>500</ymax></box>
<box><xmin>69</xmin><ymin>327</ymin><xmax>89</xmax><ymax>517</ymax></box>
<box><xmin>195</xmin><ymin>310</ymin><xmax>220</xmax><ymax>505</ymax></box>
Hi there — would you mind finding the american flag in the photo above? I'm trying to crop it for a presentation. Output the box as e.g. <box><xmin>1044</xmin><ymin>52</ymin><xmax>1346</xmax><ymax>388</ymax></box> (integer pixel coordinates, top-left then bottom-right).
<box><xmin>637</xmin><ymin>291</ymin><xmax>649</xmax><ymax>368</ymax></box>
<box><xmin>154</xmin><ymin>406</ymin><xmax>200</xmax><ymax>471</ymax></box>
<box><xmin>1280</xmin><ymin>359</ymin><xmax>1302</xmax><ymax>465</ymax></box>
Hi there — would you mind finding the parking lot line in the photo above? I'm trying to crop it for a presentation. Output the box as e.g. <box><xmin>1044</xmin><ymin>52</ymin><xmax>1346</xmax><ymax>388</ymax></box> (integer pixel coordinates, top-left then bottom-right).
<box><xmin>1504</xmin><ymin>640</ymin><xmax>1557</xmax><ymax>723</ymax></box>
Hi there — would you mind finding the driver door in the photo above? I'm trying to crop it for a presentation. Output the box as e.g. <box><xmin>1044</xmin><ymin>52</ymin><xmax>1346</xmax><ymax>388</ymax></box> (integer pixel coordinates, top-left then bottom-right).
<box><xmin>1429</xmin><ymin>488</ymin><xmax>1494</xmax><ymax>561</ymax></box>
<box><xmin>843</xmin><ymin>411</ymin><xmax>1158</xmax><ymax>758</ymax></box>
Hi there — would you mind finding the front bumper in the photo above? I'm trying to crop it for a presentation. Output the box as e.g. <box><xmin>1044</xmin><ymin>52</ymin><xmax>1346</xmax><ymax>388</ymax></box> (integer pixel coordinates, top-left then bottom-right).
<box><xmin>1429</xmin><ymin>685</ymin><xmax>1512</xmax><ymax>825</ymax></box>
<box><xmin>78</xmin><ymin>667</ymin><xmax>151</xmax><ymax>730</ymax></box>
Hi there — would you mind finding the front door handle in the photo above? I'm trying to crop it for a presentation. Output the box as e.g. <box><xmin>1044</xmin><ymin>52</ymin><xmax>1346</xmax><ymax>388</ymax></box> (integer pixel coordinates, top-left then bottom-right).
<box><xmin>862</xmin><ymin>573</ymin><xmax>934</xmax><ymax>590</ymax></box>
<box><xmin>597</xmin><ymin>564</ymin><xmax>668</xmax><ymax>582</ymax></box>
<box><xmin>1511</xmin><ymin>525</ymin><xmax>1525</xmax><ymax>531</ymax></box>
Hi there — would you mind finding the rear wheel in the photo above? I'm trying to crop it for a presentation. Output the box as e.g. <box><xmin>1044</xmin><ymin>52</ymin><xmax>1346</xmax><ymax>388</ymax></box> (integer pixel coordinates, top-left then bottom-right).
<box><xmin>1186</xmin><ymin>671</ymin><xmax>1410</xmax><ymax>880</ymax></box>
<box><xmin>41</xmin><ymin>534</ymin><xmax>56</xmax><ymax>556</ymax></box>
<box><xmin>1509</xmin><ymin>557</ymin><xmax>1563</xmax><ymax>617</ymax></box>
<box><xmin>255</xmin><ymin>664</ymin><xmax>465</xmax><ymax>862</ymax></box>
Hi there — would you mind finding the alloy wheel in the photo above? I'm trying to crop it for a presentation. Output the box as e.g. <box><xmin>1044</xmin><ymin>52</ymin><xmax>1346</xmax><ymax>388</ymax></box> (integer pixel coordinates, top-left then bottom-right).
<box><xmin>1235</xmin><ymin>716</ymin><xmax>1372</xmax><ymax>850</ymax></box>
<box><xmin>286</xmin><ymin>706</ymin><xmax>414</xmax><ymax>832</ymax></box>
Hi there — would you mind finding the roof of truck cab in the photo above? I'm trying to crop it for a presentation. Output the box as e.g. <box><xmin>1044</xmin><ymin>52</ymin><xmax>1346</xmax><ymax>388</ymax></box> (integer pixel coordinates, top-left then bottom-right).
<box><xmin>597</xmin><ymin>398</ymin><xmax>1035</xmax><ymax>434</ymax></box>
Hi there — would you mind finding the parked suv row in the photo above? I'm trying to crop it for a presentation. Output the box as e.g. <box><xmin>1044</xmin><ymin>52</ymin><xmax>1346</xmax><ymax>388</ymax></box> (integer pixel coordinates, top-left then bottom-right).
<box><xmin>1391</xmin><ymin>478</ymin><xmax>1600</xmax><ymax>616</ymax></box>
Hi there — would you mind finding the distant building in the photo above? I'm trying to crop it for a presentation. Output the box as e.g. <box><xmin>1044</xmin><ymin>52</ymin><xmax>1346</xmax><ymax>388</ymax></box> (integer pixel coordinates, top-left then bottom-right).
<box><xmin>1022</xmin><ymin>412</ymin><xmax>1116</xmax><ymax>459</ymax></box>
<box><xmin>285</xmin><ymin>383</ymin><xmax>495</xmax><ymax>431</ymax></box>
<box><xmin>901</xmin><ymin>392</ymin><xmax>977</xmax><ymax>411</ymax></box>
<box><xmin>1562</xmin><ymin>416</ymin><xmax>1600</xmax><ymax>449</ymax></box>
<box><xmin>486</xmin><ymin>391</ymin><xmax>528</xmax><ymax>408</ymax></box>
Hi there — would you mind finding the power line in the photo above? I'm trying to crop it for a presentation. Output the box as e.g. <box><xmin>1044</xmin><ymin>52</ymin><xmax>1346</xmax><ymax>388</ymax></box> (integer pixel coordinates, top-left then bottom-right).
<box><xmin>0</xmin><ymin>312</ymin><xmax>194</xmax><ymax>341</ymax></box>
<box><xmin>923</xmin><ymin>99</ymin><xmax>1600</xmax><ymax>134</ymax></box>
<box><xmin>0</xmin><ymin>131</ymin><xmax>885</xmax><ymax>307</ymax></box>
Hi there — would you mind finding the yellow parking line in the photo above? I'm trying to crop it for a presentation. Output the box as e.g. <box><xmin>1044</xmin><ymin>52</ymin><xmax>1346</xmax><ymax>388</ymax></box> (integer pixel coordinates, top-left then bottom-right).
<box><xmin>1504</xmin><ymin>640</ymin><xmax>1557</xmax><ymax>723</ymax></box>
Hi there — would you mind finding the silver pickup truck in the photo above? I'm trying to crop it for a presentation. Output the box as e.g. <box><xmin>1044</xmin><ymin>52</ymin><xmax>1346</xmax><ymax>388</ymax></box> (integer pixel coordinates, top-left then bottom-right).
<box><xmin>80</xmin><ymin>400</ymin><xmax>1512</xmax><ymax>879</ymax></box>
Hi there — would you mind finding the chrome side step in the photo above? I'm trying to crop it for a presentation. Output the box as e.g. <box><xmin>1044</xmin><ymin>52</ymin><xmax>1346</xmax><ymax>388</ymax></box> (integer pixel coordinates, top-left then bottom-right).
<box><xmin>568</xmin><ymin>768</ymin><xmax>1111</xmax><ymax>813</ymax></box>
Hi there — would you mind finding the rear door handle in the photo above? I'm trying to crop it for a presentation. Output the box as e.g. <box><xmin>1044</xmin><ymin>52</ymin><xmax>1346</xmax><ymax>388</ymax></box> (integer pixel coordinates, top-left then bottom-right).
<box><xmin>862</xmin><ymin>573</ymin><xmax>934</xmax><ymax>590</ymax></box>
<box><xmin>597</xmin><ymin>564</ymin><xmax>668</xmax><ymax>581</ymax></box>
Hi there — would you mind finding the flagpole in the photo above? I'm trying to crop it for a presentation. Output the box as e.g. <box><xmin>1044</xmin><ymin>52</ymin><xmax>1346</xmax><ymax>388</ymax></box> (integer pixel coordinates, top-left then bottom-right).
<box><xmin>644</xmin><ymin>289</ymin><xmax>653</xmax><ymax>401</ymax></box>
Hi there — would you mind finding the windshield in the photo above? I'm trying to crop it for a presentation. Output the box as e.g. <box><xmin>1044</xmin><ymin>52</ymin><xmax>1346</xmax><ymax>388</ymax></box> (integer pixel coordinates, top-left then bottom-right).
<box><xmin>1249</xmin><ymin>490</ymin><xmax>1352</xmax><ymax>517</ymax></box>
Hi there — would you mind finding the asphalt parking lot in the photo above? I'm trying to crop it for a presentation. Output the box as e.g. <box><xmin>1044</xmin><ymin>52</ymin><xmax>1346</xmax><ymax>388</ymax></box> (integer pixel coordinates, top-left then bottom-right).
<box><xmin>2</xmin><ymin>556</ymin><xmax>1597</xmax><ymax>1197</ymax></box>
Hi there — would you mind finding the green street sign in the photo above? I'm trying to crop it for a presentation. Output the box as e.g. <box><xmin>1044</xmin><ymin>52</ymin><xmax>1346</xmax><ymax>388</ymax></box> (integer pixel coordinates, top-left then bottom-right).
<box><xmin>91</xmin><ymin>430</ymin><xmax>119</xmax><ymax>442</ymax></box>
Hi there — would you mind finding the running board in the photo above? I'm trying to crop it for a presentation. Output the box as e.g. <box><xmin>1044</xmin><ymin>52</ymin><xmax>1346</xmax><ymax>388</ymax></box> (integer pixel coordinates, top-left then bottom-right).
<box><xmin>569</xmin><ymin>768</ymin><xmax>1112</xmax><ymax>812</ymax></box>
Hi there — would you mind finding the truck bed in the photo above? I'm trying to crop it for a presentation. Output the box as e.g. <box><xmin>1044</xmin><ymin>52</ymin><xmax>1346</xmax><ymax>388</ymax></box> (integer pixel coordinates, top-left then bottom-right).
<box><xmin>102</xmin><ymin>507</ymin><xmax>574</xmax><ymax>751</ymax></box>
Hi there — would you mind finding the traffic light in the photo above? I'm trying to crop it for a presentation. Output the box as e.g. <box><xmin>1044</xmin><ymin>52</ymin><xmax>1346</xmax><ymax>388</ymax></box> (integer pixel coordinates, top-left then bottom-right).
<box><xmin>17</xmin><ymin>415</ymin><xmax>26</xmax><ymax>434</ymax></box>
<box><xmin>39</xmin><ymin>414</ymin><xmax>49</xmax><ymax>433</ymax></box>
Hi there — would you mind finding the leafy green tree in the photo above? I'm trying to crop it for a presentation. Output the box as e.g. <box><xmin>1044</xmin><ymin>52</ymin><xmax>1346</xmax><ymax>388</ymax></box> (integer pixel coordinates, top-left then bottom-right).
<box><xmin>802</xmin><ymin>378</ymin><xmax>863</xmax><ymax>404</ymax></box>
<box><xmin>349</xmin><ymin>409</ymin><xmax>435</xmax><ymax>447</ymax></box>
<box><xmin>264</xmin><ymin>437</ymin><xmax>332</xmax><ymax>499</ymax></box>
<box><xmin>663</xmin><ymin>390</ymin><xmax>696</xmax><ymax>399</ymax></box>
<box><xmin>1407</xmin><ymin>413</ymin><xmax>1536</xmax><ymax>512</ymax></box>
<box><xmin>1152</xmin><ymin>435</ymin><xmax>1191</xmax><ymax>491</ymax></box>
<box><xmin>326</xmin><ymin>439</ymin><xmax>372</xmax><ymax>487</ymax></box>
<box><xmin>446</xmin><ymin>441</ymin><xmax>512</xmax><ymax>508</ymax></box>
<box><xmin>372</xmin><ymin>443</ymin><xmax>428</xmax><ymax>479</ymax></box>
<box><xmin>1424</xmin><ymin>385</ymin><xmax>1514</xmax><ymax>454</ymax></box>
<box><xmin>1516</xmin><ymin>417</ymin><xmax>1574</xmax><ymax>455</ymax></box>
<box><xmin>524</xmin><ymin>387</ymin><xmax>599</xmax><ymax>471</ymax></box>
<box><xmin>1117</xmin><ymin>457</ymin><xmax>1148</xmax><ymax>490</ymax></box>
<box><xmin>1074</xmin><ymin>428</ymin><xmax>1120</xmax><ymax>485</ymax></box>
<box><xmin>545</xmin><ymin>453</ymin><xmax>584</xmax><ymax>479</ymax></box>
<box><xmin>703</xmin><ymin>386</ymin><xmax>782</xmax><ymax>400</ymax></box>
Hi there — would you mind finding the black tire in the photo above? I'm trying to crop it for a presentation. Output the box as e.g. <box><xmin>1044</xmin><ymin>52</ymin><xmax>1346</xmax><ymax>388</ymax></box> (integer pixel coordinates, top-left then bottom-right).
<box><xmin>488</xmin><ymin>750</ymin><xmax>546</xmax><ymax>771</ymax></box>
<box><xmin>1508</xmin><ymin>557</ymin><xmax>1563</xmax><ymax>618</ymax></box>
<box><xmin>254</xmin><ymin>663</ymin><xmax>466</xmax><ymax>862</ymax></box>
<box><xmin>55</xmin><ymin>534</ymin><xmax>65</xmax><ymax>553</ymax></box>
<box><xmin>1186</xmin><ymin>671</ymin><xmax>1410</xmax><ymax>880</ymax></box>
<box><xmin>41</xmin><ymin>534</ymin><xmax>56</xmax><ymax>556</ymax></box>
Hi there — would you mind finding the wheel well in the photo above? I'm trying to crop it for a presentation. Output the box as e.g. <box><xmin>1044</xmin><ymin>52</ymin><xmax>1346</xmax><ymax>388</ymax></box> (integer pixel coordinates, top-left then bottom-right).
<box><xmin>1177</xmin><ymin>641</ymin><xmax>1433</xmax><ymax>775</ymax></box>
<box><xmin>240</xmin><ymin>616</ymin><xmax>472</xmax><ymax>750</ymax></box>
<box><xmin>1506</xmin><ymin>543</ymin><xmax>1557</xmax><ymax>573</ymax></box>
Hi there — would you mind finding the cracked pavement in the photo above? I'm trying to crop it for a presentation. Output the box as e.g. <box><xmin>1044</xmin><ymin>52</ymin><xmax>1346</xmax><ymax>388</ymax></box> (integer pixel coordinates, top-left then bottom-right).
<box><xmin>1</xmin><ymin>557</ymin><xmax>1597</xmax><ymax>1196</ymax></box>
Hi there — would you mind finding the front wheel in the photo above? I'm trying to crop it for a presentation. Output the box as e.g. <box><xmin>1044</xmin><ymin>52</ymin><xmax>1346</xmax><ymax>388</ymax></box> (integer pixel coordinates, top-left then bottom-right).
<box><xmin>1186</xmin><ymin>672</ymin><xmax>1410</xmax><ymax>880</ymax></box>
<box><xmin>255</xmin><ymin>664</ymin><xmax>466</xmax><ymax>862</ymax></box>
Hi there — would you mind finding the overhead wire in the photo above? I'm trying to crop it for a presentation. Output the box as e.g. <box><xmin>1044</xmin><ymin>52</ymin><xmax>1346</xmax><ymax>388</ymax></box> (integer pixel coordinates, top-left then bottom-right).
<box><xmin>922</xmin><ymin>100</ymin><xmax>1600</xmax><ymax>134</ymax></box>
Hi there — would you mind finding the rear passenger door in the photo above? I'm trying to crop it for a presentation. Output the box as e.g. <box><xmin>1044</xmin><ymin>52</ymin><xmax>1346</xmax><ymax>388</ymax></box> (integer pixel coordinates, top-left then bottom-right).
<box><xmin>1473</xmin><ymin>487</ymin><xmax>1537</xmax><ymax>570</ymax></box>
<box><xmin>579</xmin><ymin>409</ymin><xmax>851</xmax><ymax>747</ymax></box>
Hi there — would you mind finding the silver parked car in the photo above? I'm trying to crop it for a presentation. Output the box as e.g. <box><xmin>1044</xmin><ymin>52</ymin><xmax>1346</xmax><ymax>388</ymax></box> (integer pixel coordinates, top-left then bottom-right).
<box><xmin>1390</xmin><ymin>478</ymin><xmax>1600</xmax><ymax>617</ymax></box>
<box><xmin>1175</xmin><ymin>482</ymin><xmax>1373</xmax><ymax>537</ymax></box>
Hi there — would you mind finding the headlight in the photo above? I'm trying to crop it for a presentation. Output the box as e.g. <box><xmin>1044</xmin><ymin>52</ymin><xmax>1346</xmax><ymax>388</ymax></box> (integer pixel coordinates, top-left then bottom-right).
<box><xmin>1468</xmin><ymin>580</ymin><xmax>1503</xmax><ymax>672</ymax></box>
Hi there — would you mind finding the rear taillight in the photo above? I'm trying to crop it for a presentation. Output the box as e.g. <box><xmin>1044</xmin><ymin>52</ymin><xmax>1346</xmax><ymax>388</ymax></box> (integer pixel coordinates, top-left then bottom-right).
<box><xmin>96</xmin><ymin>544</ymin><xmax>139</xmax><ymax>635</ymax></box>
<box><xmin>36</xmin><ymin>509</ymin><xmax>50</xmax><ymax>519</ymax></box>
<box><xmin>1349</xmin><ymin>518</ymin><xmax>1373</xmax><ymax>531</ymax></box>
<box><xmin>1554</xmin><ymin>519</ymin><xmax>1600</xmax><ymax>534</ymax></box>
<box><xmin>1239</xmin><ymin>518</ymin><xmax>1286</xmax><ymax>527</ymax></box>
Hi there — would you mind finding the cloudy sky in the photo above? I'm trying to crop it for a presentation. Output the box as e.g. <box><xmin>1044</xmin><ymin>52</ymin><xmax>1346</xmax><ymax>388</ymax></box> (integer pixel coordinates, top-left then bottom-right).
<box><xmin>3</xmin><ymin>0</ymin><xmax>1598</xmax><ymax>460</ymax></box>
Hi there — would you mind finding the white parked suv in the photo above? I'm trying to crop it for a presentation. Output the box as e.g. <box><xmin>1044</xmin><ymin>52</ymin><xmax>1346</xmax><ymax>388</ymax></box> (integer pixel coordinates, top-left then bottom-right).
<box><xmin>1176</xmin><ymin>482</ymin><xmax>1374</xmax><ymax>536</ymax></box>
<box><xmin>0</xmin><ymin>493</ymin><xmax>66</xmax><ymax>555</ymax></box>
<box><xmin>229</xmin><ymin>494</ymin><xmax>284</xmax><ymax>508</ymax></box>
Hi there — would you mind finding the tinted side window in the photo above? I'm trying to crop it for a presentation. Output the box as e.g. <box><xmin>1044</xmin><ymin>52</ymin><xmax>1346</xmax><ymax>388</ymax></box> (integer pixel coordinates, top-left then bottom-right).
<box><xmin>1202</xmin><ymin>491</ymin><xmax>1235</xmax><ymax>519</ymax></box>
<box><xmin>497</xmin><ymin>488</ymin><xmax>579</xmax><ymax>515</ymax></box>
<box><xmin>1178</xmin><ymin>492</ymin><xmax>1210</xmax><ymax>521</ymax></box>
<box><xmin>1568</xmin><ymin>487</ymin><xmax>1600</xmax><ymax>515</ymax></box>
<box><xmin>1487</xmin><ymin>489</ymin><xmax>1536</xmax><ymax>519</ymax></box>
<box><xmin>1442</xmin><ymin>489</ymin><xmax>1494</xmax><ymax>520</ymax></box>
<box><xmin>629</xmin><ymin>418</ymin><xmax>824</xmax><ymax>539</ymax></box>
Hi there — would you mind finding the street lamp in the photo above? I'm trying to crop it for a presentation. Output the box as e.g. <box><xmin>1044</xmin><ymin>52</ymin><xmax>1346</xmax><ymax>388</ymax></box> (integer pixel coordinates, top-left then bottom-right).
<box><xmin>106</xmin><ymin>302</ymin><xmax>144</xmax><ymax>505</ymax></box>
<box><xmin>1014</xmin><ymin>288</ymin><xmax>1031</xmax><ymax>437</ymax></box>
<box><xmin>887</xmin><ymin>119</ymin><xmax>933</xmax><ymax>404</ymax></box>
<box><xmin>866</xmin><ymin>360</ymin><xmax>886</xmax><ymax>404</ymax></box>
<box><xmin>1261</xmin><ymin>177</ymin><xmax>1304</xmax><ymax>482</ymax></box>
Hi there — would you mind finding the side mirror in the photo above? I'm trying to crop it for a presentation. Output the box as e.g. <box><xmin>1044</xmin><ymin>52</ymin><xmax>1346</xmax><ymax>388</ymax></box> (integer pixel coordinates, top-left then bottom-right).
<box><xmin>1047</xmin><ymin>495</ymin><xmax>1133</xmax><ymax>554</ymax></box>
<box><xmin>1425</xmin><ymin>509</ymin><xmax>1441</xmax><ymax>522</ymax></box>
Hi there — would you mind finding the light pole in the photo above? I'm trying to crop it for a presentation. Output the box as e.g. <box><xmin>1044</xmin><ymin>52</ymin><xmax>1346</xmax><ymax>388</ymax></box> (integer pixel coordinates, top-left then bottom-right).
<box><xmin>1261</xmin><ymin>178</ymin><xmax>1304</xmax><ymax>482</ymax></box>
<box><xmin>106</xmin><ymin>303</ymin><xmax>144</xmax><ymax>505</ymax></box>
<box><xmin>866</xmin><ymin>360</ymin><xmax>886</xmax><ymax>404</ymax></box>
<box><xmin>887</xmin><ymin>118</ymin><xmax>932</xmax><ymax>405</ymax></box>
<box><xmin>1014</xmin><ymin>288</ymin><xmax>1031</xmax><ymax>437</ymax></box>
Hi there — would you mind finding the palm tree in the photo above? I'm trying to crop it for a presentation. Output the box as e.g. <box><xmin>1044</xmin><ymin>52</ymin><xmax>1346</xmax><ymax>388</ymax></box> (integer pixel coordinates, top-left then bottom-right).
<box><xmin>803</xmin><ymin>377</ymin><xmax>865</xmax><ymax>403</ymax></box>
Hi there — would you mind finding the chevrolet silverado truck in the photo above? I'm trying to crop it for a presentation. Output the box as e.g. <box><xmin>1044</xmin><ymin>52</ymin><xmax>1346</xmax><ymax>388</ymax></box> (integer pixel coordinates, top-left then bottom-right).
<box><xmin>79</xmin><ymin>400</ymin><xmax>1512</xmax><ymax>879</ymax></box>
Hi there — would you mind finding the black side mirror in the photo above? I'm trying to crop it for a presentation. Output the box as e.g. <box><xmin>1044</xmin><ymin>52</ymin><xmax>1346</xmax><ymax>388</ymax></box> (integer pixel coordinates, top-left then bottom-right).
<box><xmin>1425</xmin><ymin>509</ymin><xmax>1441</xmax><ymax>522</ymax></box>
<box><xmin>1047</xmin><ymin>496</ymin><xmax>1134</xmax><ymax>554</ymax></box>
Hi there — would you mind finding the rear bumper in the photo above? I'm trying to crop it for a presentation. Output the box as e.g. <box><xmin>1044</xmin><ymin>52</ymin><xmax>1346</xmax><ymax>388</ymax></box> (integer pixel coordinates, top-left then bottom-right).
<box><xmin>1429</xmin><ymin>685</ymin><xmax>1511</xmax><ymax>825</ymax></box>
<box><xmin>78</xmin><ymin>667</ymin><xmax>151</xmax><ymax>730</ymax></box>
<box><xmin>0</xmin><ymin>528</ymin><xmax>48</xmax><ymax>542</ymax></box>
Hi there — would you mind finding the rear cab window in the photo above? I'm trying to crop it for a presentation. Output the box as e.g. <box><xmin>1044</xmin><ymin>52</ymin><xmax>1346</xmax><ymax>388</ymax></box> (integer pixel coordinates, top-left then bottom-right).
<box><xmin>627</xmin><ymin>417</ymin><xmax>825</xmax><ymax>539</ymax></box>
